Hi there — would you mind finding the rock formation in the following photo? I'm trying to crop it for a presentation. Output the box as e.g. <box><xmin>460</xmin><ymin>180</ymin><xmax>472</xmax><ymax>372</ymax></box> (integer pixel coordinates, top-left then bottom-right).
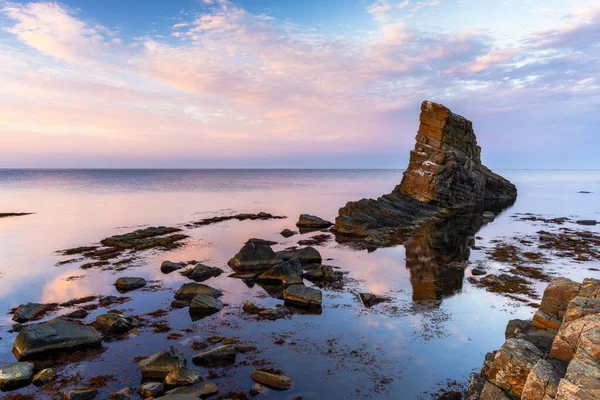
<box><xmin>469</xmin><ymin>277</ymin><xmax>600</xmax><ymax>400</ymax></box>
<box><xmin>333</xmin><ymin>101</ymin><xmax>517</xmax><ymax>247</ymax></box>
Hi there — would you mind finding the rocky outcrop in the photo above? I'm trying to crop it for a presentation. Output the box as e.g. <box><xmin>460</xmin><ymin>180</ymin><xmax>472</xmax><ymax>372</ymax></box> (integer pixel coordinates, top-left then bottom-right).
<box><xmin>333</xmin><ymin>101</ymin><xmax>517</xmax><ymax>247</ymax></box>
<box><xmin>468</xmin><ymin>277</ymin><xmax>600</xmax><ymax>400</ymax></box>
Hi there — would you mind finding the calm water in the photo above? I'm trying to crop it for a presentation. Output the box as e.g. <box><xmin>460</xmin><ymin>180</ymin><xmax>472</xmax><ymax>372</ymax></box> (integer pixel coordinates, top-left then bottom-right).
<box><xmin>0</xmin><ymin>169</ymin><xmax>599</xmax><ymax>399</ymax></box>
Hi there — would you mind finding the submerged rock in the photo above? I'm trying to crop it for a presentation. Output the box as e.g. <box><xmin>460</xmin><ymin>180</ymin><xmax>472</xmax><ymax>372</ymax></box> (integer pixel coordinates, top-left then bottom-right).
<box><xmin>13</xmin><ymin>317</ymin><xmax>102</xmax><ymax>360</ymax></box>
<box><xmin>175</xmin><ymin>283</ymin><xmax>222</xmax><ymax>301</ymax></box>
<box><xmin>250</xmin><ymin>370</ymin><xmax>293</xmax><ymax>390</ymax></box>
<box><xmin>61</xmin><ymin>388</ymin><xmax>98</xmax><ymax>399</ymax></box>
<box><xmin>115</xmin><ymin>277</ymin><xmax>147</xmax><ymax>292</ymax></box>
<box><xmin>257</xmin><ymin>258</ymin><xmax>304</xmax><ymax>286</ymax></box>
<box><xmin>0</xmin><ymin>361</ymin><xmax>34</xmax><ymax>390</ymax></box>
<box><xmin>242</xmin><ymin>301</ymin><xmax>290</xmax><ymax>321</ymax></box>
<box><xmin>359</xmin><ymin>293</ymin><xmax>390</xmax><ymax>308</ymax></box>
<box><xmin>333</xmin><ymin>101</ymin><xmax>517</xmax><ymax>246</ymax></box>
<box><xmin>110</xmin><ymin>387</ymin><xmax>135</xmax><ymax>400</ymax></box>
<box><xmin>165</xmin><ymin>381</ymin><xmax>219</xmax><ymax>397</ymax></box>
<box><xmin>303</xmin><ymin>265</ymin><xmax>343</xmax><ymax>282</ymax></box>
<box><xmin>296</xmin><ymin>214</ymin><xmax>333</xmax><ymax>229</ymax></box>
<box><xmin>184</xmin><ymin>264</ymin><xmax>223</xmax><ymax>282</ymax></box>
<box><xmin>228</xmin><ymin>239</ymin><xmax>281</xmax><ymax>272</ymax></box>
<box><xmin>192</xmin><ymin>345</ymin><xmax>236</xmax><ymax>367</ymax></box>
<box><xmin>65</xmin><ymin>309</ymin><xmax>89</xmax><ymax>319</ymax></box>
<box><xmin>138</xmin><ymin>346</ymin><xmax>186</xmax><ymax>380</ymax></box>
<box><xmin>283</xmin><ymin>285</ymin><xmax>322</xmax><ymax>308</ymax></box>
<box><xmin>32</xmin><ymin>368</ymin><xmax>57</xmax><ymax>386</ymax></box>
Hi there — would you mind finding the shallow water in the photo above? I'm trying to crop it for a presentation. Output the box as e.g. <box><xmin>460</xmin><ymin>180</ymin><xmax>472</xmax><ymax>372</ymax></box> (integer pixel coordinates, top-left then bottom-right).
<box><xmin>0</xmin><ymin>169</ymin><xmax>599</xmax><ymax>399</ymax></box>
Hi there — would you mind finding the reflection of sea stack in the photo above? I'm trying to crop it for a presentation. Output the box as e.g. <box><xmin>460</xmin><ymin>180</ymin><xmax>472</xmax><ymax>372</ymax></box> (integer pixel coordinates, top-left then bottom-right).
<box><xmin>333</xmin><ymin>100</ymin><xmax>517</xmax><ymax>247</ymax></box>
<box><xmin>405</xmin><ymin>216</ymin><xmax>483</xmax><ymax>301</ymax></box>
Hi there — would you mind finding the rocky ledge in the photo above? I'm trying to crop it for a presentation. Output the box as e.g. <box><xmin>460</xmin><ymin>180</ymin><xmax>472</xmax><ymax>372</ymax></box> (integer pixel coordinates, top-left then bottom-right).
<box><xmin>469</xmin><ymin>277</ymin><xmax>600</xmax><ymax>400</ymax></box>
<box><xmin>333</xmin><ymin>101</ymin><xmax>517</xmax><ymax>247</ymax></box>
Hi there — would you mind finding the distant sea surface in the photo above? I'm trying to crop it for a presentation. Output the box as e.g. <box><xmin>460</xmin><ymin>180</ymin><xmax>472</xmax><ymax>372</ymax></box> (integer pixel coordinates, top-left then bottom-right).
<box><xmin>0</xmin><ymin>169</ymin><xmax>599</xmax><ymax>399</ymax></box>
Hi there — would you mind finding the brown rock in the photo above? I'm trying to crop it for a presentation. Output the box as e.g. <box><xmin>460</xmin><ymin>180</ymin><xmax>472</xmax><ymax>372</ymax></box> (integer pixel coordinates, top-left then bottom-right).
<box><xmin>250</xmin><ymin>370</ymin><xmax>293</xmax><ymax>390</ymax></box>
<box><xmin>532</xmin><ymin>278</ymin><xmax>581</xmax><ymax>330</ymax></box>
<box><xmin>521</xmin><ymin>359</ymin><xmax>567</xmax><ymax>400</ymax></box>
<box><xmin>165</xmin><ymin>367</ymin><xmax>201</xmax><ymax>386</ymax></box>
<box><xmin>479</xmin><ymin>381</ymin><xmax>511</xmax><ymax>400</ymax></box>
<box><xmin>227</xmin><ymin>239</ymin><xmax>281</xmax><ymax>272</ymax></box>
<box><xmin>550</xmin><ymin>314</ymin><xmax>600</xmax><ymax>361</ymax></box>
<box><xmin>555</xmin><ymin>328</ymin><xmax>600</xmax><ymax>399</ymax></box>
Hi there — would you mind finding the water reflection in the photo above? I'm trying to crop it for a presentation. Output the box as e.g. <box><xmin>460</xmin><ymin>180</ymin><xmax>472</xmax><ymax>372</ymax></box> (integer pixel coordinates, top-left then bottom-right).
<box><xmin>405</xmin><ymin>215</ymin><xmax>485</xmax><ymax>302</ymax></box>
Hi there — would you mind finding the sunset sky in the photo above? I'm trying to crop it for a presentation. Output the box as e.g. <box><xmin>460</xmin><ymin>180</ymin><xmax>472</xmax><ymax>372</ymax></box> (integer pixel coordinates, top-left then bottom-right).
<box><xmin>0</xmin><ymin>0</ymin><xmax>598</xmax><ymax>168</ymax></box>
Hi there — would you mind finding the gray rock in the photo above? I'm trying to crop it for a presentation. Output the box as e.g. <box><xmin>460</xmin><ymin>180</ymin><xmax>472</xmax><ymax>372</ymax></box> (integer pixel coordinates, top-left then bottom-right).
<box><xmin>188</xmin><ymin>294</ymin><xmax>223</xmax><ymax>318</ymax></box>
<box><xmin>359</xmin><ymin>292</ymin><xmax>389</xmax><ymax>308</ymax></box>
<box><xmin>257</xmin><ymin>258</ymin><xmax>304</xmax><ymax>287</ymax></box>
<box><xmin>65</xmin><ymin>309</ymin><xmax>89</xmax><ymax>319</ymax></box>
<box><xmin>115</xmin><ymin>277</ymin><xmax>147</xmax><ymax>292</ymax></box>
<box><xmin>250</xmin><ymin>370</ymin><xmax>293</xmax><ymax>390</ymax></box>
<box><xmin>165</xmin><ymin>381</ymin><xmax>219</xmax><ymax>398</ymax></box>
<box><xmin>280</xmin><ymin>229</ymin><xmax>297</xmax><ymax>238</ymax></box>
<box><xmin>94</xmin><ymin>313</ymin><xmax>139</xmax><ymax>334</ymax></box>
<box><xmin>175</xmin><ymin>283</ymin><xmax>222</xmax><ymax>302</ymax></box>
<box><xmin>138</xmin><ymin>381</ymin><xmax>164</xmax><ymax>398</ymax></box>
<box><xmin>522</xmin><ymin>359</ymin><xmax>567</xmax><ymax>400</ymax></box>
<box><xmin>277</xmin><ymin>246</ymin><xmax>322</xmax><ymax>266</ymax></box>
<box><xmin>32</xmin><ymin>368</ymin><xmax>57</xmax><ymax>385</ymax></box>
<box><xmin>283</xmin><ymin>285</ymin><xmax>322</xmax><ymax>308</ymax></box>
<box><xmin>12</xmin><ymin>302</ymin><xmax>55</xmax><ymax>323</ymax></box>
<box><xmin>303</xmin><ymin>265</ymin><xmax>343</xmax><ymax>282</ymax></box>
<box><xmin>192</xmin><ymin>344</ymin><xmax>236</xmax><ymax>367</ymax></box>
<box><xmin>13</xmin><ymin>317</ymin><xmax>102</xmax><ymax>360</ymax></box>
<box><xmin>296</xmin><ymin>214</ymin><xmax>333</xmax><ymax>228</ymax></box>
<box><xmin>165</xmin><ymin>367</ymin><xmax>202</xmax><ymax>386</ymax></box>
<box><xmin>171</xmin><ymin>300</ymin><xmax>190</xmax><ymax>309</ymax></box>
<box><xmin>185</xmin><ymin>264</ymin><xmax>223</xmax><ymax>282</ymax></box>
<box><xmin>61</xmin><ymin>388</ymin><xmax>98</xmax><ymax>400</ymax></box>
<box><xmin>0</xmin><ymin>361</ymin><xmax>34</xmax><ymax>390</ymax></box>
<box><xmin>227</xmin><ymin>238</ymin><xmax>281</xmax><ymax>272</ymax></box>
<box><xmin>576</xmin><ymin>220</ymin><xmax>598</xmax><ymax>226</ymax></box>
<box><xmin>138</xmin><ymin>346</ymin><xmax>186</xmax><ymax>380</ymax></box>
<box><xmin>161</xmin><ymin>261</ymin><xmax>185</xmax><ymax>274</ymax></box>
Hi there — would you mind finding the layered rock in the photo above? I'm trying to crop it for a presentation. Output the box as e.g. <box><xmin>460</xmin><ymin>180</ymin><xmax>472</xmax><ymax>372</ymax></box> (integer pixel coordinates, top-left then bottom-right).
<box><xmin>469</xmin><ymin>277</ymin><xmax>600</xmax><ymax>400</ymax></box>
<box><xmin>333</xmin><ymin>101</ymin><xmax>517</xmax><ymax>247</ymax></box>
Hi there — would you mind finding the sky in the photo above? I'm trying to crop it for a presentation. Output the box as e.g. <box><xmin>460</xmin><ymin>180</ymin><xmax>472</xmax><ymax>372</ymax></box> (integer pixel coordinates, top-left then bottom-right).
<box><xmin>0</xmin><ymin>0</ymin><xmax>598</xmax><ymax>169</ymax></box>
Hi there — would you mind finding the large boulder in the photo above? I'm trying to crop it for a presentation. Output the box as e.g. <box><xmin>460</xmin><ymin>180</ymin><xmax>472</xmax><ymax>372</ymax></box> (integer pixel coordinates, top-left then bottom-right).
<box><xmin>257</xmin><ymin>258</ymin><xmax>304</xmax><ymax>286</ymax></box>
<box><xmin>188</xmin><ymin>294</ymin><xmax>223</xmax><ymax>318</ymax></box>
<box><xmin>0</xmin><ymin>361</ymin><xmax>34</xmax><ymax>390</ymax></box>
<box><xmin>227</xmin><ymin>239</ymin><xmax>280</xmax><ymax>272</ymax></box>
<box><xmin>563</xmin><ymin>297</ymin><xmax>600</xmax><ymax>324</ymax></box>
<box><xmin>283</xmin><ymin>285</ymin><xmax>322</xmax><ymax>308</ymax></box>
<box><xmin>486</xmin><ymin>338</ymin><xmax>544</xmax><ymax>398</ymax></box>
<box><xmin>174</xmin><ymin>283</ymin><xmax>222</xmax><ymax>302</ymax></box>
<box><xmin>296</xmin><ymin>214</ymin><xmax>333</xmax><ymax>229</ymax></box>
<box><xmin>555</xmin><ymin>327</ymin><xmax>600</xmax><ymax>399</ymax></box>
<box><xmin>13</xmin><ymin>317</ymin><xmax>102</xmax><ymax>360</ymax></box>
<box><xmin>532</xmin><ymin>278</ymin><xmax>581</xmax><ymax>330</ymax></box>
<box><xmin>578</xmin><ymin>278</ymin><xmax>600</xmax><ymax>299</ymax></box>
<box><xmin>521</xmin><ymin>359</ymin><xmax>567</xmax><ymax>400</ymax></box>
<box><xmin>184</xmin><ymin>264</ymin><xmax>223</xmax><ymax>282</ymax></box>
<box><xmin>138</xmin><ymin>346</ymin><xmax>186</xmax><ymax>380</ymax></box>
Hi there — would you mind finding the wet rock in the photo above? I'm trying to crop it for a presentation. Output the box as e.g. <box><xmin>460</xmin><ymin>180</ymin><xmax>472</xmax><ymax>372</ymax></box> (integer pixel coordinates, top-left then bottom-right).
<box><xmin>115</xmin><ymin>277</ymin><xmax>147</xmax><ymax>292</ymax></box>
<box><xmin>280</xmin><ymin>229</ymin><xmax>297</xmax><ymax>238</ymax></box>
<box><xmin>138</xmin><ymin>346</ymin><xmax>186</xmax><ymax>380</ymax></box>
<box><xmin>94</xmin><ymin>313</ymin><xmax>139</xmax><ymax>334</ymax></box>
<box><xmin>153</xmin><ymin>395</ymin><xmax>198</xmax><ymax>400</ymax></box>
<box><xmin>250</xmin><ymin>383</ymin><xmax>267</xmax><ymax>396</ymax></box>
<box><xmin>550</xmin><ymin>313</ymin><xmax>600</xmax><ymax>361</ymax></box>
<box><xmin>184</xmin><ymin>212</ymin><xmax>285</xmax><ymax>228</ymax></box>
<box><xmin>12</xmin><ymin>302</ymin><xmax>56</xmax><ymax>323</ymax></box>
<box><xmin>192</xmin><ymin>344</ymin><xmax>236</xmax><ymax>367</ymax></box>
<box><xmin>296</xmin><ymin>214</ymin><xmax>333</xmax><ymax>229</ymax></box>
<box><xmin>471</xmin><ymin>268</ymin><xmax>487</xmax><ymax>276</ymax></box>
<box><xmin>576</xmin><ymin>220</ymin><xmax>598</xmax><ymax>226</ymax></box>
<box><xmin>250</xmin><ymin>370</ymin><xmax>293</xmax><ymax>390</ymax></box>
<box><xmin>228</xmin><ymin>239</ymin><xmax>281</xmax><ymax>272</ymax></box>
<box><xmin>283</xmin><ymin>285</ymin><xmax>322</xmax><ymax>308</ymax></box>
<box><xmin>110</xmin><ymin>387</ymin><xmax>135</xmax><ymax>400</ymax></box>
<box><xmin>32</xmin><ymin>367</ymin><xmax>57</xmax><ymax>385</ymax></box>
<box><xmin>303</xmin><ymin>265</ymin><xmax>342</xmax><ymax>282</ymax></box>
<box><xmin>138</xmin><ymin>382</ymin><xmax>164</xmax><ymax>398</ymax></box>
<box><xmin>359</xmin><ymin>293</ymin><xmax>390</xmax><ymax>308</ymax></box>
<box><xmin>479</xmin><ymin>381</ymin><xmax>510</xmax><ymax>400</ymax></box>
<box><xmin>65</xmin><ymin>309</ymin><xmax>89</xmax><ymax>319</ymax></box>
<box><xmin>184</xmin><ymin>264</ymin><xmax>223</xmax><ymax>282</ymax></box>
<box><xmin>531</xmin><ymin>278</ymin><xmax>581</xmax><ymax>330</ymax></box>
<box><xmin>486</xmin><ymin>338</ymin><xmax>544</xmax><ymax>398</ymax></box>
<box><xmin>188</xmin><ymin>294</ymin><xmax>224</xmax><ymax>318</ymax></box>
<box><xmin>171</xmin><ymin>300</ymin><xmax>189</xmax><ymax>309</ymax></box>
<box><xmin>334</xmin><ymin>101</ymin><xmax>517</xmax><ymax>246</ymax></box>
<box><xmin>61</xmin><ymin>388</ymin><xmax>98</xmax><ymax>399</ymax></box>
<box><xmin>13</xmin><ymin>317</ymin><xmax>102</xmax><ymax>360</ymax></box>
<box><xmin>165</xmin><ymin>367</ymin><xmax>202</xmax><ymax>386</ymax></box>
<box><xmin>11</xmin><ymin>323</ymin><xmax>22</xmax><ymax>332</ymax></box>
<box><xmin>521</xmin><ymin>359</ymin><xmax>567</xmax><ymax>400</ymax></box>
<box><xmin>235</xmin><ymin>343</ymin><xmax>257</xmax><ymax>353</ymax></box>
<box><xmin>165</xmin><ymin>381</ymin><xmax>219</xmax><ymax>398</ymax></box>
<box><xmin>257</xmin><ymin>259</ymin><xmax>304</xmax><ymax>286</ymax></box>
<box><xmin>0</xmin><ymin>361</ymin><xmax>34</xmax><ymax>390</ymax></box>
<box><xmin>276</xmin><ymin>246</ymin><xmax>322</xmax><ymax>266</ymax></box>
<box><xmin>243</xmin><ymin>301</ymin><xmax>290</xmax><ymax>320</ymax></box>
<box><xmin>161</xmin><ymin>261</ymin><xmax>186</xmax><ymax>274</ymax></box>
<box><xmin>98</xmin><ymin>296</ymin><xmax>128</xmax><ymax>307</ymax></box>
<box><xmin>505</xmin><ymin>319</ymin><xmax>557</xmax><ymax>352</ymax></box>
<box><xmin>175</xmin><ymin>283</ymin><xmax>222</xmax><ymax>302</ymax></box>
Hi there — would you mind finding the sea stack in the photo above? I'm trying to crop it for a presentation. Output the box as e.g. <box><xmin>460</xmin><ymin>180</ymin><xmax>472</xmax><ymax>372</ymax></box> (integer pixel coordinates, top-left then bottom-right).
<box><xmin>334</xmin><ymin>100</ymin><xmax>517</xmax><ymax>246</ymax></box>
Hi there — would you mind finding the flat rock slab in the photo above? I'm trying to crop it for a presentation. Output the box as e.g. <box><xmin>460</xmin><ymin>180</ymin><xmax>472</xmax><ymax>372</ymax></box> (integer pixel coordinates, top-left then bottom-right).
<box><xmin>192</xmin><ymin>345</ymin><xmax>236</xmax><ymax>367</ymax></box>
<box><xmin>250</xmin><ymin>370</ymin><xmax>293</xmax><ymax>390</ymax></box>
<box><xmin>0</xmin><ymin>361</ymin><xmax>34</xmax><ymax>390</ymax></box>
<box><xmin>13</xmin><ymin>317</ymin><xmax>102</xmax><ymax>360</ymax></box>
<box><xmin>184</xmin><ymin>264</ymin><xmax>223</xmax><ymax>282</ymax></box>
<box><xmin>115</xmin><ymin>277</ymin><xmax>147</xmax><ymax>292</ymax></box>
<box><xmin>283</xmin><ymin>285</ymin><xmax>322</xmax><ymax>308</ymax></box>
<box><xmin>138</xmin><ymin>346</ymin><xmax>186</xmax><ymax>380</ymax></box>
<box><xmin>175</xmin><ymin>283</ymin><xmax>222</xmax><ymax>301</ymax></box>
